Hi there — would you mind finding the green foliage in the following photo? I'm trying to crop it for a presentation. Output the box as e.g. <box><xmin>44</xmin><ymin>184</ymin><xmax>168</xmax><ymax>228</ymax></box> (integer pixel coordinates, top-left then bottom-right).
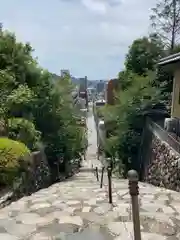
<box><xmin>31</xmin><ymin>72</ymin><xmax>84</xmax><ymax>172</ymax></box>
<box><xmin>0</xmin><ymin>137</ymin><xmax>30</xmax><ymax>186</ymax></box>
<box><xmin>103</xmin><ymin>35</ymin><xmax>165</xmax><ymax>176</ymax></box>
<box><xmin>117</xmin><ymin>74</ymin><xmax>159</xmax><ymax>167</ymax></box>
<box><xmin>8</xmin><ymin>118</ymin><xmax>41</xmax><ymax>150</ymax></box>
<box><xmin>0</xmin><ymin>25</ymin><xmax>85</xmax><ymax>184</ymax></box>
<box><xmin>125</xmin><ymin>36</ymin><xmax>164</xmax><ymax>75</ymax></box>
<box><xmin>118</xmin><ymin>70</ymin><xmax>133</xmax><ymax>90</ymax></box>
<box><xmin>150</xmin><ymin>0</ymin><xmax>180</xmax><ymax>50</ymax></box>
<box><xmin>96</xmin><ymin>106</ymin><xmax>105</xmax><ymax>119</ymax></box>
<box><xmin>104</xmin><ymin>73</ymin><xmax>160</xmax><ymax>175</ymax></box>
<box><xmin>6</xmin><ymin>84</ymin><xmax>36</xmax><ymax>118</ymax></box>
<box><xmin>153</xmin><ymin>44</ymin><xmax>180</xmax><ymax>109</ymax></box>
<box><xmin>125</xmin><ymin>36</ymin><xmax>180</xmax><ymax>114</ymax></box>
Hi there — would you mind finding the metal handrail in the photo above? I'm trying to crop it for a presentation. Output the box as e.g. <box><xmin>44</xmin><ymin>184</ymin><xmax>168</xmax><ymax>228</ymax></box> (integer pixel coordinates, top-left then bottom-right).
<box><xmin>148</xmin><ymin>119</ymin><xmax>180</xmax><ymax>154</ymax></box>
<box><xmin>100</xmin><ymin>166</ymin><xmax>105</xmax><ymax>188</ymax></box>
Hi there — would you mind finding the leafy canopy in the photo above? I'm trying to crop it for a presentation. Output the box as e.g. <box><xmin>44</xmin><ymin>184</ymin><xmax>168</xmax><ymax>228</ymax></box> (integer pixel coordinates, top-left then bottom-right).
<box><xmin>0</xmin><ymin>25</ymin><xmax>85</xmax><ymax>183</ymax></box>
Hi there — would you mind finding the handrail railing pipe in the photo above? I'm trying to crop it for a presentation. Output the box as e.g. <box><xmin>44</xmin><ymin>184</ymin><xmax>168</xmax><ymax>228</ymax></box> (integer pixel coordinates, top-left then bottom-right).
<box><xmin>107</xmin><ymin>165</ymin><xmax>112</xmax><ymax>204</ymax></box>
<box><xmin>100</xmin><ymin>166</ymin><xmax>105</xmax><ymax>188</ymax></box>
<box><xmin>95</xmin><ymin>167</ymin><xmax>99</xmax><ymax>181</ymax></box>
<box><xmin>128</xmin><ymin>170</ymin><xmax>141</xmax><ymax>240</ymax></box>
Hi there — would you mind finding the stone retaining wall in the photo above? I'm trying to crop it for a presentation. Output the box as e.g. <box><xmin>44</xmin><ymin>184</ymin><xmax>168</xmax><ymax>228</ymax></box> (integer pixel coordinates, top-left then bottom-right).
<box><xmin>1</xmin><ymin>151</ymin><xmax>51</xmax><ymax>207</ymax></box>
<box><xmin>145</xmin><ymin>134</ymin><xmax>180</xmax><ymax>191</ymax></box>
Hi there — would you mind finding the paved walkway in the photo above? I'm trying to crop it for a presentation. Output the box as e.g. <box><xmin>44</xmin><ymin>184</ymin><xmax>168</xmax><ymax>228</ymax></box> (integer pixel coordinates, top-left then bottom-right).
<box><xmin>0</xmin><ymin>109</ymin><xmax>180</xmax><ymax>239</ymax></box>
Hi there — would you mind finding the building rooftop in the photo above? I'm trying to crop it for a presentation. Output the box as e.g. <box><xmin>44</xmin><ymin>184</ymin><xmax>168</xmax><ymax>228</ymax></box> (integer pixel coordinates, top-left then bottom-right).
<box><xmin>61</xmin><ymin>69</ymin><xmax>70</xmax><ymax>77</ymax></box>
<box><xmin>158</xmin><ymin>52</ymin><xmax>180</xmax><ymax>66</ymax></box>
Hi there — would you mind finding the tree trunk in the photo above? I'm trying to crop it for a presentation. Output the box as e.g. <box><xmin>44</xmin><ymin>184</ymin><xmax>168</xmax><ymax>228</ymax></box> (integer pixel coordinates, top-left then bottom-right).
<box><xmin>170</xmin><ymin>0</ymin><xmax>176</xmax><ymax>52</ymax></box>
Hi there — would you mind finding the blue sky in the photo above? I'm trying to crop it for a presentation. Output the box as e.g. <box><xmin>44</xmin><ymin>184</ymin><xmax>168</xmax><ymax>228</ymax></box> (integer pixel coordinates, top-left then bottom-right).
<box><xmin>1</xmin><ymin>0</ymin><xmax>157</xmax><ymax>80</ymax></box>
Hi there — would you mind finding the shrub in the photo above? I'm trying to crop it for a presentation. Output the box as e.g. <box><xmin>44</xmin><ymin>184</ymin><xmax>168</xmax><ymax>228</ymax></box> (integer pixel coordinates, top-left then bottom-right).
<box><xmin>8</xmin><ymin>118</ymin><xmax>41</xmax><ymax>150</ymax></box>
<box><xmin>0</xmin><ymin>137</ymin><xmax>30</xmax><ymax>186</ymax></box>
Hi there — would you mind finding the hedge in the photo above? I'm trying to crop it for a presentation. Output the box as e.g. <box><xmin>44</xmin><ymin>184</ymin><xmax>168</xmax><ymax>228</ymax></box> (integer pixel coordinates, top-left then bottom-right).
<box><xmin>0</xmin><ymin>137</ymin><xmax>30</xmax><ymax>186</ymax></box>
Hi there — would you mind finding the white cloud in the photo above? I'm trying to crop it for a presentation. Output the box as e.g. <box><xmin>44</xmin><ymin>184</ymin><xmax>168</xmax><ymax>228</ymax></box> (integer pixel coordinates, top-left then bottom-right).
<box><xmin>0</xmin><ymin>0</ymin><xmax>158</xmax><ymax>79</ymax></box>
<box><xmin>81</xmin><ymin>0</ymin><xmax>107</xmax><ymax>14</ymax></box>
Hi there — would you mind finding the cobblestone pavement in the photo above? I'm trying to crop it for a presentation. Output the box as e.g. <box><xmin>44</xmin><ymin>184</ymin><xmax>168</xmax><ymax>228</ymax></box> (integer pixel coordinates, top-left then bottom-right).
<box><xmin>1</xmin><ymin>110</ymin><xmax>180</xmax><ymax>239</ymax></box>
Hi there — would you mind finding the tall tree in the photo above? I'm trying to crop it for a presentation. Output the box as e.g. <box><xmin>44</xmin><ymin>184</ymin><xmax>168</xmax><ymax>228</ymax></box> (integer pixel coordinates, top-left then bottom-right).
<box><xmin>0</xmin><ymin>26</ymin><xmax>85</xmax><ymax>183</ymax></box>
<box><xmin>150</xmin><ymin>0</ymin><xmax>180</xmax><ymax>51</ymax></box>
<box><xmin>125</xmin><ymin>35</ymin><xmax>164</xmax><ymax>75</ymax></box>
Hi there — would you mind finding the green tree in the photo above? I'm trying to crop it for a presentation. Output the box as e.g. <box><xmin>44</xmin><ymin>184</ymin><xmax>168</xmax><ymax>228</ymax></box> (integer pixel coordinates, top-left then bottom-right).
<box><xmin>123</xmin><ymin>35</ymin><xmax>173</xmax><ymax>108</ymax></box>
<box><xmin>104</xmin><ymin>73</ymin><xmax>160</xmax><ymax>176</ymax></box>
<box><xmin>150</xmin><ymin>0</ymin><xmax>180</xmax><ymax>51</ymax></box>
<box><xmin>103</xmin><ymin>35</ymin><xmax>165</xmax><ymax>176</ymax></box>
<box><xmin>0</xmin><ymin>26</ymin><xmax>85</xmax><ymax>184</ymax></box>
<box><xmin>125</xmin><ymin>35</ymin><xmax>164</xmax><ymax>75</ymax></box>
<box><xmin>8</xmin><ymin>118</ymin><xmax>41</xmax><ymax>150</ymax></box>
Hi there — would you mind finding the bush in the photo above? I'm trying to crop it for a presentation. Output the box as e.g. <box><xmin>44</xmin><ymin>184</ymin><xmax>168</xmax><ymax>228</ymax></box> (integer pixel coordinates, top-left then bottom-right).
<box><xmin>8</xmin><ymin>118</ymin><xmax>41</xmax><ymax>150</ymax></box>
<box><xmin>0</xmin><ymin>137</ymin><xmax>30</xmax><ymax>186</ymax></box>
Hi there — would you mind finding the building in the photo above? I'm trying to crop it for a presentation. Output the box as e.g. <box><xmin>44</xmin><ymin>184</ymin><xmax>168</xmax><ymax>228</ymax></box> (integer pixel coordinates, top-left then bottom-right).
<box><xmin>96</xmin><ymin>80</ymin><xmax>105</xmax><ymax>93</ymax></box>
<box><xmin>158</xmin><ymin>53</ymin><xmax>180</xmax><ymax>118</ymax></box>
<box><xmin>61</xmin><ymin>69</ymin><xmax>70</xmax><ymax>77</ymax></box>
<box><xmin>78</xmin><ymin>76</ymin><xmax>88</xmax><ymax>108</ymax></box>
<box><xmin>105</xmin><ymin>79</ymin><xmax>119</xmax><ymax>105</ymax></box>
<box><xmin>79</xmin><ymin>76</ymin><xmax>87</xmax><ymax>92</ymax></box>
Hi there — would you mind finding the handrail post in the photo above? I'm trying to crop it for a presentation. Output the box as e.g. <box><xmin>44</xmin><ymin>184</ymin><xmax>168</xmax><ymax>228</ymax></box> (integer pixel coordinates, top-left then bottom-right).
<box><xmin>95</xmin><ymin>167</ymin><xmax>99</xmax><ymax>181</ymax></box>
<box><xmin>107</xmin><ymin>166</ymin><xmax>112</xmax><ymax>204</ymax></box>
<box><xmin>100</xmin><ymin>166</ymin><xmax>105</xmax><ymax>188</ymax></box>
<box><xmin>128</xmin><ymin>170</ymin><xmax>141</xmax><ymax>240</ymax></box>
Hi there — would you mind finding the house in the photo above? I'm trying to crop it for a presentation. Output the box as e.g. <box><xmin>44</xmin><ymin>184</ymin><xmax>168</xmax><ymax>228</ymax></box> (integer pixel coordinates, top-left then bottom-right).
<box><xmin>158</xmin><ymin>53</ymin><xmax>180</xmax><ymax>118</ymax></box>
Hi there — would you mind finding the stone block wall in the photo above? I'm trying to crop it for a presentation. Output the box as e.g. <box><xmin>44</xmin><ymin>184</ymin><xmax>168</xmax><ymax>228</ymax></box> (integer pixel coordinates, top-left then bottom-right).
<box><xmin>6</xmin><ymin>151</ymin><xmax>51</xmax><ymax>203</ymax></box>
<box><xmin>145</xmin><ymin>134</ymin><xmax>180</xmax><ymax>191</ymax></box>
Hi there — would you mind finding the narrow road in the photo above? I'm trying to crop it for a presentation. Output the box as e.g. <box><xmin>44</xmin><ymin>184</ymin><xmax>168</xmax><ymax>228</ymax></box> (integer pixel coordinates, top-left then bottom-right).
<box><xmin>0</xmin><ymin>107</ymin><xmax>180</xmax><ymax>239</ymax></box>
<box><xmin>83</xmin><ymin>107</ymin><xmax>101</xmax><ymax>169</ymax></box>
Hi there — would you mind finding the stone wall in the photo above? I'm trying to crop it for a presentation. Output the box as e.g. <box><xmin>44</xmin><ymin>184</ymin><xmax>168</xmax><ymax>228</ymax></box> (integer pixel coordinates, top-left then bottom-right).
<box><xmin>1</xmin><ymin>151</ymin><xmax>51</xmax><ymax>206</ymax></box>
<box><xmin>145</xmin><ymin>134</ymin><xmax>180</xmax><ymax>191</ymax></box>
